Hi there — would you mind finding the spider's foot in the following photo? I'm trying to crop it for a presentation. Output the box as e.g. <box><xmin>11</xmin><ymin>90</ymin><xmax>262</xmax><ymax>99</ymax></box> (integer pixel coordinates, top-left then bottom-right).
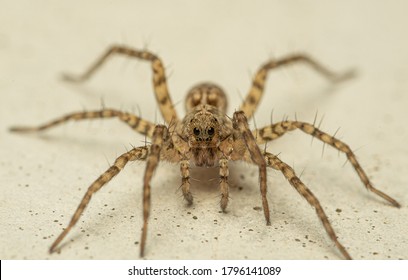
<box><xmin>332</xmin><ymin>69</ymin><xmax>357</xmax><ymax>83</ymax></box>
<box><xmin>220</xmin><ymin>195</ymin><xmax>229</xmax><ymax>212</ymax></box>
<box><xmin>9</xmin><ymin>126</ymin><xmax>37</xmax><ymax>133</ymax></box>
<box><xmin>183</xmin><ymin>192</ymin><xmax>194</xmax><ymax>206</ymax></box>
<box><xmin>61</xmin><ymin>72</ymin><xmax>85</xmax><ymax>83</ymax></box>
<box><xmin>49</xmin><ymin>244</ymin><xmax>60</xmax><ymax>254</ymax></box>
<box><xmin>368</xmin><ymin>184</ymin><xmax>401</xmax><ymax>208</ymax></box>
<box><xmin>381</xmin><ymin>191</ymin><xmax>401</xmax><ymax>208</ymax></box>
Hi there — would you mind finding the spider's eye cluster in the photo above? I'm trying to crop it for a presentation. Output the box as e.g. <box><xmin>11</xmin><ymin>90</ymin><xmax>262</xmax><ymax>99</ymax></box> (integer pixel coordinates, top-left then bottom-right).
<box><xmin>207</xmin><ymin>127</ymin><xmax>215</xmax><ymax>136</ymax></box>
<box><xmin>192</xmin><ymin>126</ymin><xmax>216</xmax><ymax>141</ymax></box>
<box><xmin>193</xmin><ymin>127</ymin><xmax>200</xmax><ymax>136</ymax></box>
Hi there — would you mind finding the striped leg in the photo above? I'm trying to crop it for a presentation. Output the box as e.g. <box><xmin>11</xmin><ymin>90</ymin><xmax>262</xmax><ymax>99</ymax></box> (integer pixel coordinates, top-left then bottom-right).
<box><xmin>233</xmin><ymin>111</ymin><xmax>271</xmax><ymax>225</ymax></box>
<box><xmin>264</xmin><ymin>152</ymin><xmax>352</xmax><ymax>260</ymax></box>
<box><xmin>49</xmin><ymin>146</ymin><xmax>149</xmax><ymax>253</ymax></box>
<box><xmin>63</xmin><ymin>45</ymin><xmax>178</xmax><ymax>124</ymax></box>
<box><xmin>10</xmin><ymin>109</ymin><xmax>156</xmax><ymax>138</ymax></box>
<box><xmin>240</xmin><ymin>54</ymin><xmax>354</xmax><ymax>119</ymax></box>
<box><xmin>180</xmin><ymin>159</ymin><xmax>193</xmax><ymax>205</ymax></box>
<box><xmin>140</xmin><ymin>125</ymin><xmax>168</xmax><ymax>257</ymax></box>
<box><xmin>219</xmin><ymin>158</ymin><xmax>230</xmax><ymax>211</ymax></box>
<box><xmin>254</xmin><ymin>121</ymin><xmax>401</xmax><ymax>208</ymax></box>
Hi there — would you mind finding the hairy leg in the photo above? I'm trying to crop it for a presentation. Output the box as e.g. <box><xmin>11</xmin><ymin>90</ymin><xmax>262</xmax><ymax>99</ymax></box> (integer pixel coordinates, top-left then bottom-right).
<box><xmin>240</xmin><ymin>54</ymin><xmax>353</xmax><ymax>119</ymax></box>
<box><xmin>233</xmin><ymin>111</ymin><xmax>270</xmax><ymax>225</ymax></box>
<box><xmin>254</xmin><ymin>120</ymin><xmax>400</xmax><ymax>207</ymax></box>
<box><xmin>219</xmin><ymin>158</ymin><xmax>230</xmax><ymax>211</ymax></box>
<box><xmin>180</xmin><ymin>159</ymin><xmax>193</xmax><ymax>204</ymax></box>
<box><xmin>10</xmin><ymin>109</ymin><xmax>156</xmax><ymax>138</ymax></box>
<box><xmin>63</xmin><ymin>45</ymin><xmax>178</xmax><ymax>124</ymax></box>
<box><xmin>264</xmin><ymin>152</ymin><xmax>352</xmax><ymax>260</ymax></box>
<box><xmin>140</xmin><ymin>125</ymin><xmax>168</xmax><ymax>257</ymax></box>
<box><xmin>49</xmin><ymin>146</ymin><xmax>149</xmax><ymax>253</ymax></box>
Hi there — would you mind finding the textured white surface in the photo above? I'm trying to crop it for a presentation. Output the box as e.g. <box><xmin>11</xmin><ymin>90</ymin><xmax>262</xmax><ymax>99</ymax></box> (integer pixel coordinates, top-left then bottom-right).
<box><xmin>1</xmin><ymin>0</ymin><xmax>407</xmax><ymax>260</ymax></box>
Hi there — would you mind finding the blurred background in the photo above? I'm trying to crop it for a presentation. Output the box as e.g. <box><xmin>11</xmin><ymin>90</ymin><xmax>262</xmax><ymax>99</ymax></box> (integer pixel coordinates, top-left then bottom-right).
<box><xmin>1</xmin><ymin>0</ymin><xmax>407</xmax><ymax>259</ymax></box>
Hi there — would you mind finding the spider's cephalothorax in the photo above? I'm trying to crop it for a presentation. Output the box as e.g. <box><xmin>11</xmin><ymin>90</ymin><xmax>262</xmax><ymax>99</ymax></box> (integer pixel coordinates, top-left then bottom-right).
<box><xmin>179</xmin><ymin>83</ymin><xmax>233</xmax><ymax>167</ymax></box>
<box><xmin>10</xmin><ymin>45</ymin><xmax>400</xmax><ymax>259</ymax></box>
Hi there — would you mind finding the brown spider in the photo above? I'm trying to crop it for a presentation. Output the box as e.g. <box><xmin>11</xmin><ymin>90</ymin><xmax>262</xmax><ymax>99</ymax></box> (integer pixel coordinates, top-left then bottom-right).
<box><xmin>10</xmin><ymin>45</ymin><xmax>400</xmax><ymax>259</ymax></box>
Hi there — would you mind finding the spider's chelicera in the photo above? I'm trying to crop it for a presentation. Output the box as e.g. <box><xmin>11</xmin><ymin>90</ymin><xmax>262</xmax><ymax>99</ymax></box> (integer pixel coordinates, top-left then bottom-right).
<box><xmin>10</xmin><ymin>45</ymin><xmax>400</xmax><ymax>259</ymax></box>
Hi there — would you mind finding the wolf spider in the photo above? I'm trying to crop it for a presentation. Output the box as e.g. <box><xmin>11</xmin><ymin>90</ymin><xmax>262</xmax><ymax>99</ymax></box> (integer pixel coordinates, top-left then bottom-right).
<box><xmin>10</xmin><ymin>45</ymin><xmax>400</xmax><ymax>259</ymax></box>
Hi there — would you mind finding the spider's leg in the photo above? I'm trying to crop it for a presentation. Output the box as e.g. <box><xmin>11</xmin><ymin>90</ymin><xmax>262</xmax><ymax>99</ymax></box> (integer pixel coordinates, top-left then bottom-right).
<box><xmin>180</xmin><ymin>159</ymin><xmax>193</xmax><ymax>205</ymax></box>
<box><xmin>63</xmin><ymin>45</ymin><xmax>178</xmax><ymax>124</ymax></box>
<box><xmin>140</xmin><ymin>125</ymin><xmax>168</xmax><ymax>257</ymax></box>
<box><xmin>263</xmin><ymin>152</ymin><xmax>352</xmax><ymax>260</ymax></box>
<box><xmin>10</xmin><ymin>109</ymin><xmax>156</xmax><ymax>138</ymax></box>
<box><xmin>254</xmin><ymin>121</ymin><xmax>400</xmax><ymax>207</ymax></box>
<box><xmin>233</xmin><ymin>111</ymin><xmax>270</xmax><ymax>225</ymax></box>
<box><xmin>49</xmin><ymin>146</ymin><xmax>149</xmax><ymax>253</ymax></box>
<box><xmin>219</xmin><ymin>158</ymin><xmax>230</xmax><ymax>211</ymax></box>
<box><xmin>240</xmin><ymin>54</ymin><xmax>354</xmax><ymax>120</ymax></box>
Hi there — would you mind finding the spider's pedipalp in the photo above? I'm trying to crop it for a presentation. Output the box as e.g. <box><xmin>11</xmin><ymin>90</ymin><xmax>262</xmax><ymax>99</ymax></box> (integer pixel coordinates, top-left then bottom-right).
<box><xmin>180</xmin><ymin>159</ymin><xmax>193</xmax><ymax>205</ymax></box>
<box><xmin>254</xmin><ymin>120</ymin><xmax>401</xmax><ymax>207</ymax></box>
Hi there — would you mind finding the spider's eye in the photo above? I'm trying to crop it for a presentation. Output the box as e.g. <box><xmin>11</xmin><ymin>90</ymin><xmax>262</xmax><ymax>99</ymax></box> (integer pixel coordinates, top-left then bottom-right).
<box><xmin>193</xmin><ymin>127</ymin><xmax>200</xmax><ymax>136</ymax></box>
<box><xmin>207</xmin><ymin>127</ymin><xmax>215</xmax><ymax>136</ymax></box>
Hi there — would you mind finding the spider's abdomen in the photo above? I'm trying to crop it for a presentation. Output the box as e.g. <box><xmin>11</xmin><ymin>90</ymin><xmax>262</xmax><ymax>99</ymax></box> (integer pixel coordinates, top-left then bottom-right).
<box><xmin>185</xmin><ymin>83</ymin><xmax>227</xmax><ymax>113</ymax></box>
